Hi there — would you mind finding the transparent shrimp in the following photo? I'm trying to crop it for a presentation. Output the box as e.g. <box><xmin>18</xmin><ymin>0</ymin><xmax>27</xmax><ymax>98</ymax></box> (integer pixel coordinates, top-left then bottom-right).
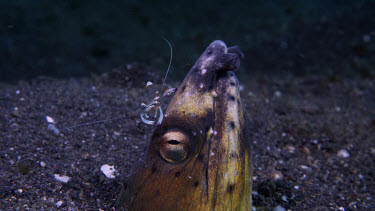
<box><xmin>139</xmin><ymin>37</ymin><xmax>176</xmax><ymax>126</ymax></box>
<box><xmin>60</xmin><ymin>38</ymin><xmax>176</xmax><ymax>131</ymax></box>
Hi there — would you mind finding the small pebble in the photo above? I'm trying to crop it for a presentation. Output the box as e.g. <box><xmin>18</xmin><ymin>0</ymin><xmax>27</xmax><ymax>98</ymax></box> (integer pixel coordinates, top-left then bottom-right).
<box><xmin>282</xmin><ymin>195</ymin><xmax>288</xmax><ymax>202</ymax></box>
<box><xmin>271</xmin><ymin>171</ymin><xmax>283</xmax><ymax>180</ymax></box>
<box><xmin>80</xmin><ymin>111</ymin><xmax>88</xmax><ymax>118</ymax></box>
<box><xmin>56</xmin><ymin>201</ymin><xmax>63</xmax><ymax>207</ymax></box>
<box><xmin>285</xmin><ymin>145</ymin><xmax>295</xmax><ymax>154</ymax></box>
<box><xmin>54</xmin><ymin>174</ymin><xmax>71</xmax><ymax>183</ymax></box>
<box><xmin>12</xmin><ymin>107</ymin><xmax>20</xmax><ymax>117</ymax></box>
<box><xmin>300</xmin><ymin>165</ymin><xmax>310</xmax><ymax>170</ymax></box>
<box><xmin>46</xmin><ymin>116</ymin><xmax>55</xmax><ymax>124</ymax></box>
<box><xmin>113</xmin><ymin>131</ymin><xmax>121</xmax><ymax>136</ymax></box>
<box><xmin>337</xmin><ymin>149</ymin><xmax>350</xmax><ymax>158</ymax></box>
<box><xmin>274</xmin><ymin>205</ymin><xmax>286</xmax><ymax>211</ymax></box>
<box><xmin>101</xmin><ymin>164</ymin><xmax>116</xmax><ymax>179</ymax></box>
<box><xmin>132</xmin><ymin>145</ymin><xmax>139</xmax><ymax>149</ymax></box>
<box><xmin>348</xmin><ymin>201</ymin><xmax>357</xmax><ymax>207</ymax></box>
<box><xmin>146</xmin><ymin>81</ymin><xmax>153</xmax><ymax>87</ymax></box>
<box><xmin>274</xmin><ymin>91</ymin><xmax>282</xmax><ymax>97</ymax></box>
<box><xmin>47</xmin><ymin>124</ymin><xmax>60</xmax><ymax>135</ymax></box>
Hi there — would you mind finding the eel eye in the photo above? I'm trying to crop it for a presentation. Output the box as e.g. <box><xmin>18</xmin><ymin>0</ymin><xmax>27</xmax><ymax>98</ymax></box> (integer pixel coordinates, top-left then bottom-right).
<box><xmin>159</xmin><ymin>131</ymin><xmax>190</xmax><ymax>163</ymax></box>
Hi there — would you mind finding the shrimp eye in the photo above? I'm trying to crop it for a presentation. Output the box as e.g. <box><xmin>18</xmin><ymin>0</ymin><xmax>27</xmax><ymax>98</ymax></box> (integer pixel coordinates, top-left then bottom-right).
<box><xmin>159</xmin><ymin>131</ymin><xmax>190</xmax><ymax>163</ymax></box>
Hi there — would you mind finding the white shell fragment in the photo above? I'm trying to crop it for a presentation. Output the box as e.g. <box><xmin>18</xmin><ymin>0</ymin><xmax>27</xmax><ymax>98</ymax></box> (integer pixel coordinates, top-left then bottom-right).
<box><xmin>273</xmin><ymin>205</ymin><xmax>286</xmax><ymax>211</ymax></box>
<box><xmin>56</xmin><ymin>201</ymin><xmax>63</xmax><ymax>207</ymax></box>
<box><xmin>101</xmin><ymin>164</ymin><xmax>116</xmax><ymax>179</ymax></box>
<box><xmin>46</xmin><ymin>116</ymin><xmax>55</xmax><ymax>124</ymax></box>
<box><xmin>54</xmin><ymin>174</ymin><xmax>71</xmax><ymax>183</ymax></box>
<box><xmin>146</xmin><ymin>81</ymin><xmax>153</xmax><ymax>87</ymax></box>
<box><xmin>337</xmin><ymin>149</ymin><xmax>350</xmax><ymax>158</ymax></box>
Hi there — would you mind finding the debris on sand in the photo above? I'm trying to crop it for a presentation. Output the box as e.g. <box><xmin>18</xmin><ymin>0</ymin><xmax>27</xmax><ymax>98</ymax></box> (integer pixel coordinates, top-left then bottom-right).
<box><xmin>54</xmin><ymin>174</ymin><xmax>71</xmax><ymax>183</ymax></box>
<box><xmin>337</xmin><ymin>149</ymin><xmax>350</xmax><ymax>158</ymax></box>
<box><xmin>100</xmin><ymin>164</ymin><xmax>116</xmax><ymax>179</ymax></box>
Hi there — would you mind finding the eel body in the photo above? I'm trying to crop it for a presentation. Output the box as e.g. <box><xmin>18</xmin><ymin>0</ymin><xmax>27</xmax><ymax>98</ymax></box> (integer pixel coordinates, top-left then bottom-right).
<box><xmin>117</xmin><ymin>40</ymin><xmax>252</xmax><ymax>210</ymax></box>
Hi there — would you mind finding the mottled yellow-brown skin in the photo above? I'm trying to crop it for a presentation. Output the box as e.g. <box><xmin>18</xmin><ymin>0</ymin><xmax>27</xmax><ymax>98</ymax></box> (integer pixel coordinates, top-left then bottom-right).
<box><xmin>117</xmin><ymin>40</ymin><xmax>252</xmax><ymax>210</ymax></box>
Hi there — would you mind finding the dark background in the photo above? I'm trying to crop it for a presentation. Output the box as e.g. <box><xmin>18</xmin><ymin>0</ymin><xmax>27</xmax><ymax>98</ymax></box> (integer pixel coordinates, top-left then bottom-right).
<box><xmin>1</xmin><ymin>0</ymin><xmax>374</xmax><ymax>82</ymax></box>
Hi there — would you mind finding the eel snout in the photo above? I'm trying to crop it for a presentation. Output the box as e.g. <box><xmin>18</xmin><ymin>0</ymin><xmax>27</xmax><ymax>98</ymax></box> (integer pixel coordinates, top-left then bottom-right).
<box><xmin>195</xmin><ymin>40</ymin><xmax>244</xmax><ymax>73</ymax></box>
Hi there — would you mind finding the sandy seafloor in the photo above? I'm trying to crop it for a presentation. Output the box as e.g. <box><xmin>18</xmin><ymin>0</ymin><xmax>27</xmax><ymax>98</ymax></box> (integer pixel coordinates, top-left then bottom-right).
<box><xmin>1</xmin><ymin>64</ymin><xmax>374</xmax><ymax>210</ymax></box>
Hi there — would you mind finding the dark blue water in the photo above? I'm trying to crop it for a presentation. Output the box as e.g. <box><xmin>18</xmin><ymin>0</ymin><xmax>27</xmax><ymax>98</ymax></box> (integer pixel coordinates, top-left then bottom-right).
<box><xmin>1</xmin><ymin>0</ymin><xmax>374</xmax><ymax>82</ymax></box>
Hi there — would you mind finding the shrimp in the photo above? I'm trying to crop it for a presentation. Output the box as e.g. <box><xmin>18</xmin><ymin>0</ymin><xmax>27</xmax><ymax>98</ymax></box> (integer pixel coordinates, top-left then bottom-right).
<box><xmin>139</xmin><ymin>37</ymin><xmax>176</xmax><ymax>126</ymax></box>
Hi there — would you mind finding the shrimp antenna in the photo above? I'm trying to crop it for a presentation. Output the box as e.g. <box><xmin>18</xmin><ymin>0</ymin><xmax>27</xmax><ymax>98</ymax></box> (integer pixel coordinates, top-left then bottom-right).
<box><xmin>60</xmin><ymin>115</ymin><xmax>137</xmax><ymax>131</ymax></box>
<box><xmin>161</xmin><ymin>36</ymin><xmax>172</xmax><ymax>89</ymax></box>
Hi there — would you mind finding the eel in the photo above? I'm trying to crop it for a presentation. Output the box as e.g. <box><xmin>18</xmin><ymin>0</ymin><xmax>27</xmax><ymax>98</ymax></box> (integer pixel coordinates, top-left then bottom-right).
<box><xmin>117</xmin><ymin>40</ymin><xmax>252</xmax><ymax>210</ymax></box>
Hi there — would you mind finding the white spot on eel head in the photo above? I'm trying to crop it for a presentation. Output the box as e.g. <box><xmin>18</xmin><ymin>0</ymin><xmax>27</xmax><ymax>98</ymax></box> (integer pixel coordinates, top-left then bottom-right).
<box><xmin>201</xmin><ymin>69</ymin><xmax>207</xmax><ymax>74</ymax></box>
<box><xmin>200</xmin><ymin>83</ymin><xmax>204</xmax><ymax>89</ymax></box>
